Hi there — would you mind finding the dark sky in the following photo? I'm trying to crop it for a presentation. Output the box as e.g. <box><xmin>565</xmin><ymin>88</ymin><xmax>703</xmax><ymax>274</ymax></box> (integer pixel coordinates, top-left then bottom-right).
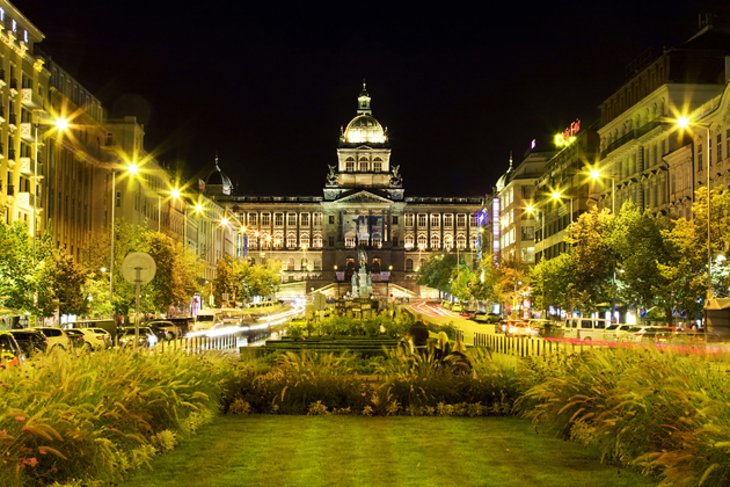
<box><xmin>15</xmin><ymin>1</ymin><xmax>721</xmax><ymax>197</ymax></box>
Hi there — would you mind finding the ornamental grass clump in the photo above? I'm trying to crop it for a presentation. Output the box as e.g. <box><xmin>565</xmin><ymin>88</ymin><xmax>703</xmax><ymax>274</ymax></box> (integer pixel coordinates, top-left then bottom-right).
<box><xmin>0</xmin><ymin>347</ymin><xmax>234</xmax><ymax>486</ymax></box>
<box><xmin>515</xmin><ymin>347</ymin><xmax>730</xmax><ymax>486</ymax></box>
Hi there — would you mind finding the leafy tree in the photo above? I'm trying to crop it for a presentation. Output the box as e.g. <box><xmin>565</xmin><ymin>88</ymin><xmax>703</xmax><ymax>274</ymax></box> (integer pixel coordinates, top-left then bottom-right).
<box><xmin>467</xmin><ymin>254</ymin><xmax>500</xmax><ymax>305</ymax></box>
<box><xmin>530</xmin><ymin>252</ymin><xmax>577</xmax><ymax>315</ymax></box>
<box><xmin>565</xmin><ymin>206</ymin><xmax>615</xmax><ymax>313</ymax></box>
<box><xmin>46</xmin><ymin>251</ymin><xmax>89</xmax><ymax>317</ymax></box>
<box><xmin>213</xmin><ymin>256</ymin><xmax>236</xmax><ymax>306</ymax></box>
<box><xmin>236</xmin><ymin>259</ymin><xmax>281</xmax><ymax>300</ymax></box>
<box><xmin>0</xmin><ymin>222</ymin><xmax>35</xmax><ymax>312</ymax></box>
<box><xmin>417</xmin><ymin>253</ymin><xmax>457</xmax><ymax>297</ymax></box>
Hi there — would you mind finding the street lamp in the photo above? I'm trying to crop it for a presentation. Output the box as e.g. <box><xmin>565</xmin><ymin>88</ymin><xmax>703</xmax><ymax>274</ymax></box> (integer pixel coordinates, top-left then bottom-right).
<box><xmin>588</xmin><ymin>168</ymin><xmax>616</xmax><ymax>214</ymax></box>
<box><xmin>551</xmin><ymin>189</ymin><xmax>573</xmax><ymax>223</ymax></box>
<box><xmin>676</xmin><ymin>116</ymin><xmax>713</xmax><ymax>303</ymax></box>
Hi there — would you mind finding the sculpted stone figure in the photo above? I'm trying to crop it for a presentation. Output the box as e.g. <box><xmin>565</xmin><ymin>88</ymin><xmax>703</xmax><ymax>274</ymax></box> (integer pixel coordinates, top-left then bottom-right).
<box><xmin>326</xmin><ymin>165</ymin><xmax>338</xmax><ymax>185</ymax></box>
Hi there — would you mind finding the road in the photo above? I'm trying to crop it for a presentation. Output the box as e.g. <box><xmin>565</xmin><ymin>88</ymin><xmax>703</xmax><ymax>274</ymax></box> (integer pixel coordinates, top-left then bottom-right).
<box><xmin>407</xmin><ymin>300</ymin><xmax>496</xmax><ymax>346</ymax></box>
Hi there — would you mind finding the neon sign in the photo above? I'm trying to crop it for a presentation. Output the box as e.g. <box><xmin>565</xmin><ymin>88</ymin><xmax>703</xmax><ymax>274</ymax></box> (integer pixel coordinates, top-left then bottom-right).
<box><xmin>554</xmin><ymin>119</ymin><xmax>581</xmax><ymax>147</ymax></box>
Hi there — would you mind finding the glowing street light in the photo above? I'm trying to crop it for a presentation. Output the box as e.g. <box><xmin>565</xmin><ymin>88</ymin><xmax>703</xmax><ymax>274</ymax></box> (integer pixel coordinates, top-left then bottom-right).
<box><xmin>588</xmin><ymin>167</ymin><xmax>616</xmax><ymax>214</ymax></box>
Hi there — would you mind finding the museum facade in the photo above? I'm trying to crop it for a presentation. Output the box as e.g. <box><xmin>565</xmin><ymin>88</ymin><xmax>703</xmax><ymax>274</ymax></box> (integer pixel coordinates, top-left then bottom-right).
<box><xmin>207</xmin><ymin>85</ymin><xmax>485</xmax><ymax>297</ymax></box>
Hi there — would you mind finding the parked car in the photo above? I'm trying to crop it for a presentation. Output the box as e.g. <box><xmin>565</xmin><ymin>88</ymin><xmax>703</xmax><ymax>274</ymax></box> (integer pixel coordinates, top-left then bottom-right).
<box><xmin>9</xmin><ymin>329</ymin><xmax>48</xmax><ymax>358</ymax></box>
<box><xmin>116</xmin><ymin>326</ymin><xmax>159</xmax><ymax>348</ymax></box>
<box><xmin>63</xmin><ymin>328</ymin><xmax>88</xmax><ymax>349</ymax></box>
<box><xmin>528</xmin><ymin>319</ymin><xmax>562</xmax><ymax>338</ymax></box>
<box><xmin>145</xmin><ymin>320</ymin><xmax>179</xmax><ymax>340</ymax></box>
<box><xmin>29</xmin><ymin>326</ymin><xmax>71</xmax><ymax>351</ymax></box>
<box><xmin>79</xmin><ymin>327</ymin><xmax>113</xmax><ymax>350</ymax></box>
<box><xmin>0</xmin><ymin>330</ymin><xmax>23</xmax><ymax>367</ymax></box>
<box><xmin>604</xmin><ymin>324</ymin><xmax>644</xmax><ymax>342</ymax></box>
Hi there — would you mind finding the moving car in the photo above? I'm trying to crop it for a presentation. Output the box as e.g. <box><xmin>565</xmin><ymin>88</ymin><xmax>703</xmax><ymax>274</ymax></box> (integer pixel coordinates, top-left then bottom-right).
<box><xmin>145</xmin><ymin>320</ymin><xmax>179</xmax><ymax>340</ymax></box>
<box><xmin>504</xmin><ymin>320</ymin><xmax>538</xmax><ymax>338</ymax></box>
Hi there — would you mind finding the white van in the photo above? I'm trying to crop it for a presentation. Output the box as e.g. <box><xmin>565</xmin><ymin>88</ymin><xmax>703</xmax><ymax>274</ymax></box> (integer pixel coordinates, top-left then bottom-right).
<box><xmin>562</xmin><ymin>317</ymin><xmax>610</xmax><ymax>341</ymax></box>
<box><xmin>192</xmin><ymin>309</ymin><xmax>216</xmax><ymax>332</ymax></box>
<box><xmin>192</xmin><ymin>308</ymin><xmax>252</xmax><ymax>332</ymax></box>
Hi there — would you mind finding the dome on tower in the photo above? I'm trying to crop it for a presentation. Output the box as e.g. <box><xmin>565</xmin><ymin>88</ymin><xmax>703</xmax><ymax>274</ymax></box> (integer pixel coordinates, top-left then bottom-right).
<box><xmin>340</xmin><ymin>81</ymin><xmax>388</xmax><ymax>145</ymax></box>
<box><xmin>204</xmin><ymin>156</ymin><xmax>234</xmax><ymax>196</ymax></box>
<box><xmin>342</xmin><ymin>114</ymin><xmax>387</xmax><ymax>144</ymax></box>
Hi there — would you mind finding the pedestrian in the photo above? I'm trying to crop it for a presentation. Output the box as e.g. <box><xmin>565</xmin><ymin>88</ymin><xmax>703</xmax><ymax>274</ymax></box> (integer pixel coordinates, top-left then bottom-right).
<box><xmin>407</xmin><ymin>321</ymin><xmax>429</xmax><ymax>354</ymax></box>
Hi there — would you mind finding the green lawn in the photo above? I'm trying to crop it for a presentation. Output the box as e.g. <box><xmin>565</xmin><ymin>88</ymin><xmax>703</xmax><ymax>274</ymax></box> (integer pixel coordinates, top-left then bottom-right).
<box><xmin>122</xmin><ymin>416</ymin><xmax>657</xmax><ymax>487</ymax></box>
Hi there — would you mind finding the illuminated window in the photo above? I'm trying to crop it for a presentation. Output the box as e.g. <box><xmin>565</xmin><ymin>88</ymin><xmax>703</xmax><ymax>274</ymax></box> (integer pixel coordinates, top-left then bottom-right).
<box><xmin>430</xmin><ymin>214</ymin><xmax>440</xmax><ymax>227</ymax></box>
<box><xmin>405</xmin><ymin>213</ymin><xmax>414</xmax><ymax>226</ymax></box>
<box><xmin>301</xmin><ymin>213</ymin><xmax>310</xmax><ymax>226</ymax></box>
<box><xmin>404</xmin><ymin>235</ymin><xmax>414</xmax><ymax>249</ymax></box>
<box><xmin>456</xmin><ymin>235</ymin><xmax>466</xmax><ymax>250</ymax></box>
<box><xmin>249</xmin><ymin>238</ymin><xmax>258</xmax><ymax>250</ymax></box>
<box><xmin>313</xmin><ymin>235</ymin><xmax>323</xmax><ymax>248</ymax></box>
<box><xmin>274</xmin><ymin>213</ymin><xmax>284</xmax><ymax>226</ymax></box>
<box><xmin>457</xmin><ymin>214</ymin><xmax>466</xmax><ymax>227</ymax></box>
<box><xmin>430</xmin><ymin>235</ymin><xmax>440</xmax><ymax>249</ymax></box>
<box><xmin>286</xmin><ymin>234</ymin><xmax>297</xmax><ymax>248</ymax></box>
<box><xmin>359</xmin><ymin>159</ymin><xmax>369</xmax><ymax>172</ymax></box>
<box><xmin>0</xmin><ymin>8</ymin><xmax>4</xmax><ymax>21</ymax></box>
<box><xmin>417</xmin><ymin>214</ymin><xmax>426</xmax><ymax>227</ymax></box>
<box><xmin>261</xmin><ymin>213</ymin><xmax>270</xmax><ymax>226</ymax></box>
<box><xmin>313</xmin><ymin>212</ymin><xmax>322</xmax><ymax>225</ymax></box>
<box><xmin>444</xmin><ymin>236</ymin><xmax>453</xmax><ymax>250</ymax></box>
<box><xmin>372</xmin><ymin>237</ymin><xmax>382</xmax><ymax>248</ymax></box>
<box><xmin>274</xmin><ymin>236</ymin><xmax>283</xmax><ymax>249</ymax></box>
<box><xmin>345</xmin><ymin>236</ymin><xmax>356</xmax><ymax>248</ymax></box>
<box><xmin>287</xmin><ymin>213</ymin><xmax>297</xmax><ymax>226</ymax></box>
<box><xmin>247</xmin><ymin>213</ymin><xmax>257</xmax><ymax>225</ymax></box>
<box><xmin>12</xmin><ymin>19</ymin><xmax>16</xmax><ymax>32</ymax></box>
<box><xmin>23</xmin><ymin>30</ymin><xmax>28</xmax><ymax>43</ymax></box>
<box><xmin>417</xmin><ymin>235</ymin><xmax>427</xmax><ymax>249</ymax></box>
<box><xmin>300</xmin><ymin>234</ymin><xmax>310</xmax><ymax>247</ymax></box>
<box><xmin>373</xmin><ymin>161</ymin><xmax>382</xmax><ymax>172</ymax></box>
<box><xmin>346</xmin><ymin>161</ymin><xmax>354</xmax><ymax>172</ymax></box>
<box><xmin>471</xmin><ymin>215</ymin><xmax>478</xmax><ymax>226</ymax></box>
<box><xmin>444</xmin><ymin>214</ymin><xmax>453</xmax><ymax>227</ymax></box>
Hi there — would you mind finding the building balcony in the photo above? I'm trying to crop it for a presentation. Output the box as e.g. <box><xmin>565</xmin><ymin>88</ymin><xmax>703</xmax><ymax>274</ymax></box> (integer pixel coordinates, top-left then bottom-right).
<box><xmin>20</xmin><ymin>122</ymin><xmax>32</xmax><ymax>141</ymax></box>
<box><xmin>15</xmin><ymin>192</ymin><xmax>35</xmax><ymax>210</ymax></box>
<box><xmin>18</xmin><ymin>157</ymin><xmax>31</xmax><ymax>175</ymax></box>
<box><xmin>20</xmin><ymin>88</ymin><xmax>40</xmax><ymax>108</ymax></box>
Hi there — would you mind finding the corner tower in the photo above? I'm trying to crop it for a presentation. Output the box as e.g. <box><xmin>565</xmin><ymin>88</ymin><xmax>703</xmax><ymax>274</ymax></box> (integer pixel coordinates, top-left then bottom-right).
<box><xmin>323</xmin><ymin>83</ymin><xmax>404</xmax><ymax>200</ymax></box>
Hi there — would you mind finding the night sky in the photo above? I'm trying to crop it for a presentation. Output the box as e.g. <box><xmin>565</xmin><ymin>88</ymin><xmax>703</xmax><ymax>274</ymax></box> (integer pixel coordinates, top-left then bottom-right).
<box><xmin>15</xmin><ymin>1</ymin><xmax>722</xmax><ymax>197</ymax></box>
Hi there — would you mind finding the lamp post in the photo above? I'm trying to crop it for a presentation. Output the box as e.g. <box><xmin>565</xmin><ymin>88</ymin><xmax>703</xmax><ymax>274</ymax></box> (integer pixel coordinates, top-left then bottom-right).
<box><xmin>676</xmin><ymin>117</ymin><xmax>713</xmax><ymax>304</ymax></box>
<box><xmin>110</xmin><ymin>170</ymin><xmax>116</xmax><ymax>315</ymax></box>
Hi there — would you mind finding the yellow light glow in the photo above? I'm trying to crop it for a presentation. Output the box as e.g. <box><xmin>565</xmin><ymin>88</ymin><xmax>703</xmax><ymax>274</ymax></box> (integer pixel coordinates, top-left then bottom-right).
<box><xmin>552</xmin><ymin>190</ymin><xmax>562</xmax><ymax>200</ymax></box>
<box><xmin>127</xmin><ymin>162</ymin><xmax>140</xmax><ymax>175</ymax></box>
<box><xmin>221</xmin><ymin>217</ymin><xmax>229</xmax><ymax>226</ymax></box>
<box><xmin>589</xmin><ymin>169</ymin><xmax>600</xmax><ymax>181</ymax></box>
<box><xmin>54</xmin><ymin>117</ymin><xmax>70</xmax><ymax>132</ymax></box>
<box><xmin>195</xmin><ymin>203</ymin><xmax>203</xmax><ymax>213</ymax></box>
<box><xmin>676</xmin><ymin>116</ymin><xmax>690</xmax><ymax>129</ymax></box>
<box><xmin>526</xmin><ymin>204</ymin><xmax>535</xmax><ymax>214</ymax></box>
<box><xmin>170</xmin><ymin>188</ymin><xmax>181</xmax><ymax>199</ymax></box>
<box><xmin>240</xmin><ymin>225</ymin><xmax>247</xmax><ymax>233</ymax></box>
<box><xmin>554</xmin><ymin>134</ymin><xmax>576</xmax><ymax>147</ymax></box>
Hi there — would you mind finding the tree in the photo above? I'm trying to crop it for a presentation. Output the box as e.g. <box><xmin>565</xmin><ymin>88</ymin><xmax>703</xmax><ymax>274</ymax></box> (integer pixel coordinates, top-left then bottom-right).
<box><xmin>213</xmin><ymin>257</ymin><xmax>236</xmax><ymax>306</ymax></box>
<box><xmin>565</xmin><ymin>206</ymin><xmax>615</xmax><ymax>313</ymax></box>
<box><xmin>0</xmin><ymin>222</ymin><xmax>35</xmax><ymax>313</ymax></box>
<box><xmin>417</xmin><ymin>253</ymin><xmax>457</xmax><ymax>297</ymax></box>
<box><xmin>530</xmin><ymin>253</ymin><xmax>577</xmax><ymax>314</ymax></box>
<box><xmin>236</xmin><ymin>259</ymin><xmax>281</xmax><ymax>300</ymax></box>
<box><xmin>46</xmin><ymin>251</ymin><xmax>89</xmax><ymax>317</ymax></box>
<box><xmin>467</xmin><ymin>254</ymin><xmax>500</xmax><ymax>305</ymax></box>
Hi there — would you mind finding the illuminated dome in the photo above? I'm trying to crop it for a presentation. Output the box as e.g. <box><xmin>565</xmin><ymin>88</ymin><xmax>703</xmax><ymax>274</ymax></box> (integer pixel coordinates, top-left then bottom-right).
<box><xmin>340</xmin><ymin>82</ymin><xmax>388</xmax><ymax>145</ymax></box>
<box><xmin>204</xmin><ymin>156</ymin><xmax>234</xmax><ymax>196</ymax></box>
<box><xmin>343</xmin><ymin>114</ymin><xmax>387</xmax><ymax>144</ymax></box>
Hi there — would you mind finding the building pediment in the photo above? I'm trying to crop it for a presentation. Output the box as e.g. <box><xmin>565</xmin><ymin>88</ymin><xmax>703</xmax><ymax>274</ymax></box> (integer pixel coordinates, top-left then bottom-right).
<box><xmin>333</xmin><ymin>189</ymin><xmax>394</xmax><ymax>204</ymax></box>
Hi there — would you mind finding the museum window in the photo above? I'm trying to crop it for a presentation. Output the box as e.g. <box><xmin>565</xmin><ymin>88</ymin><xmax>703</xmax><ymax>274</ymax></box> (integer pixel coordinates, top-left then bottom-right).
<box><xmin>430</xmin><ymin>214</ymin><xmax>440</xmax><ymax>227</ymax></box>
<box><xmin>404</xmin><ymin>213</ymin><xmax>414</xmax><ymax>226</ymax></box>
<box><xmin>417</xmin><ymin>214</ymin><xmax>426</xmax><ymax>227</ymax></box>
<box><xmin>329</xmin><ymin>215</ymin><xmax>335</xmax><ymax>224</ymax></box>
<box><xmin>373</xmin><ymin>161</ymin><xmax>382</xmax><ymax>172</ymax></box>
<box><xmin>470</xmin><ymin>215</ymin><xmax>478</xmax><ymax>226</ymax></box>
<box><xmin>392</xmin><ymin>215</ymin><xmax>398</xmax><ymax>225</ymax></box>
<box><xmin>457</xmin><ymin>214</ymin><xmax>466</xmax><ymax>227</ymax></box>
<box><xmin>274</xmin><ymin>236</ymin><xmax>283</xmax><ymax>249</ymax></box>
<box><xmin>346</xmin><ymin>161</ymin><xmax>355</xmax><ymax>172</ymax></box>
<box><xmin>300</xmin><ymin>234</ymin><xmax>309</xmax><ymax>248</ymax></box>
<box><xmin>372</xmin><ymin>237</ymin><xmax>382</xmax><ymax>248</ymax></box>
<box><xmin>313</xmin><ymin>212</ymin><xmax>322</xmax><ymax>225</ymax></box>
<box><xmin>247</xmin><ymin>213</ymin><xmax>257</xmax><ymax>225</ymax></box>
<box><xmin>300</xmin><ymin>213</ymin><xmax>309</xmax><ymax>226</ymax></box>
<box><xmin>444</xmin><ymin>236</ymin><xmax>453</xmax><ymax>250</ymax></box>
<box><xmin>287</xmin><ymin>213</ymin><xmax>297</xmax><ymax>226</ymax></box>
<box><xmin>313</xmin><ymin>235</ymin><xmax>323</xmax><ymax>248</ymax></box>
<box><xmin>444</xmin><ymin>214</ymin><xmax>453</xmax><ymax>227</ymax></box>
<box><xmin>274</xmin><ymin>213</ymin><xmax>283</xmax><ymax>226</ymax></box>
<box><xmin>417</xmin><ymin>234</ymin><xmax>427</xmax><ymax>249</ymax></box>
<box><xmin>404</xmin><ymin>235</ymin><xmax>414</xmax><ymax>249</ymax></box>
<box><xmin>359</xmin><ymin>160</ymin><xmax>369</xmax><ymax>172</ymax></box>
<box><xmin>456</xmin><ymin>235</ymin><xmax>466</xmax><ymax>249</ymax></box>
<box><xmin>286</xmin><ymin>234</ymin><xmax>297</xmax><ymax>248</ymax></box>
<box><xmin>405</xmin><ymin>259</ymin><xmax>413</xmax><ymax>272</ymax></box>
<box><xmin>345</xmin><ymin>236</ymin><xmax>356</xmax><ymax>248</ymax></box>
<box><xmin>430</xmin><ymin>235</ymin><xmax>440</xmax><ymax>249</ymax></box>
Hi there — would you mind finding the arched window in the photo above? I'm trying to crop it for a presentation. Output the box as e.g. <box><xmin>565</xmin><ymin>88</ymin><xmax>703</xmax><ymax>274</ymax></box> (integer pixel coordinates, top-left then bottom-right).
<box><xmin>301</xmin><ymin>258</ymin><xmax>308</xmax><ymax>271</ymax></box>
<box><xmin>287</xmin><ymin>259</ymin><xmax>295</xmax><ymax>270</ymax></box>
<box><xmin>456</xmin><ymin>235</ymin><xmax>466</xmax><ymax>250</ymax></box>
<box><xmin>405</xmin><ymin>258</ymin><xmax>413</xmax><ymax>271</ymax></box>
<box><xmin>404</xmin><ymin>235</ymin><xmax>414</xmax><ymax>249</ymax></box>
<box><xmin>430</xmin><ymin>234</ymin><xmax>440</xmax><ymax>249</ymax></box>
<box><xmin>417</xmin><ymin>234</ymin><xmax>427</xmax><ymax>249</ymax></box>
<box><xmin>359</xmin><ymin>158</ymin><xmax>369</xmax><ymax>172</ymax></box>
<box><xmin>346</xmin><ymin>157</ymin><xmax>355</xmax><ymax>172</ymax></box>
<box><xmin>371</xmin><ymin>257</ymin><xmax>381</xmax><ymax>273</ymax></box>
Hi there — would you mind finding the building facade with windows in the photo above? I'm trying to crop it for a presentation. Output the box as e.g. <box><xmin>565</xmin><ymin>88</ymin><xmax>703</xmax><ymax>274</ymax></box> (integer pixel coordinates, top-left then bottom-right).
<box><xmin>209</xmin><ymin>85</ymin><xmax>485</xmax><ymax>297</ymax></box>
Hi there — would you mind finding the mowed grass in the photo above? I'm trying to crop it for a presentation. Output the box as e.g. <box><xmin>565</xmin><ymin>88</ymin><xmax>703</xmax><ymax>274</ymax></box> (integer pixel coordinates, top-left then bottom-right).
<box><xmin>122</xmin><ymin>416</ymin><xmax>657</xmax><ymax>487</ymax></box>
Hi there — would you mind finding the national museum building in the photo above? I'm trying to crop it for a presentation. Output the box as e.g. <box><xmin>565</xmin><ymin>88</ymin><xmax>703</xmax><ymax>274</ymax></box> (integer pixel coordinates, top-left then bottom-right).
<box><xmin>206</xmin><ymin>85</ymin><xmax>484</xmax><ymax>297</ymax></box>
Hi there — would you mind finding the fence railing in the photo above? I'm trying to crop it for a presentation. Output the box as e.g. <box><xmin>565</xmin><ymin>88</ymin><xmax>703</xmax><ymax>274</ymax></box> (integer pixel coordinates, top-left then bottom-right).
<box><xmin>473</xmin><ymin>333</ymin><xmax>600</xmax><ymax>358</ymax></box>
<box><xmin>154</xmin><ymin>334</ymin><xmax>239</xmax><ymax>354</ymax></box>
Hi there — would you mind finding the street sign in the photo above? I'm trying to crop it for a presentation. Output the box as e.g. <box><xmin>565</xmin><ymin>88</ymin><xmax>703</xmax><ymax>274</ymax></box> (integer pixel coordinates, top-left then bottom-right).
<box><xmin>121</xmin><ymin>252</ymin><xmax>156</xmax><ymax>284</ymax></box>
